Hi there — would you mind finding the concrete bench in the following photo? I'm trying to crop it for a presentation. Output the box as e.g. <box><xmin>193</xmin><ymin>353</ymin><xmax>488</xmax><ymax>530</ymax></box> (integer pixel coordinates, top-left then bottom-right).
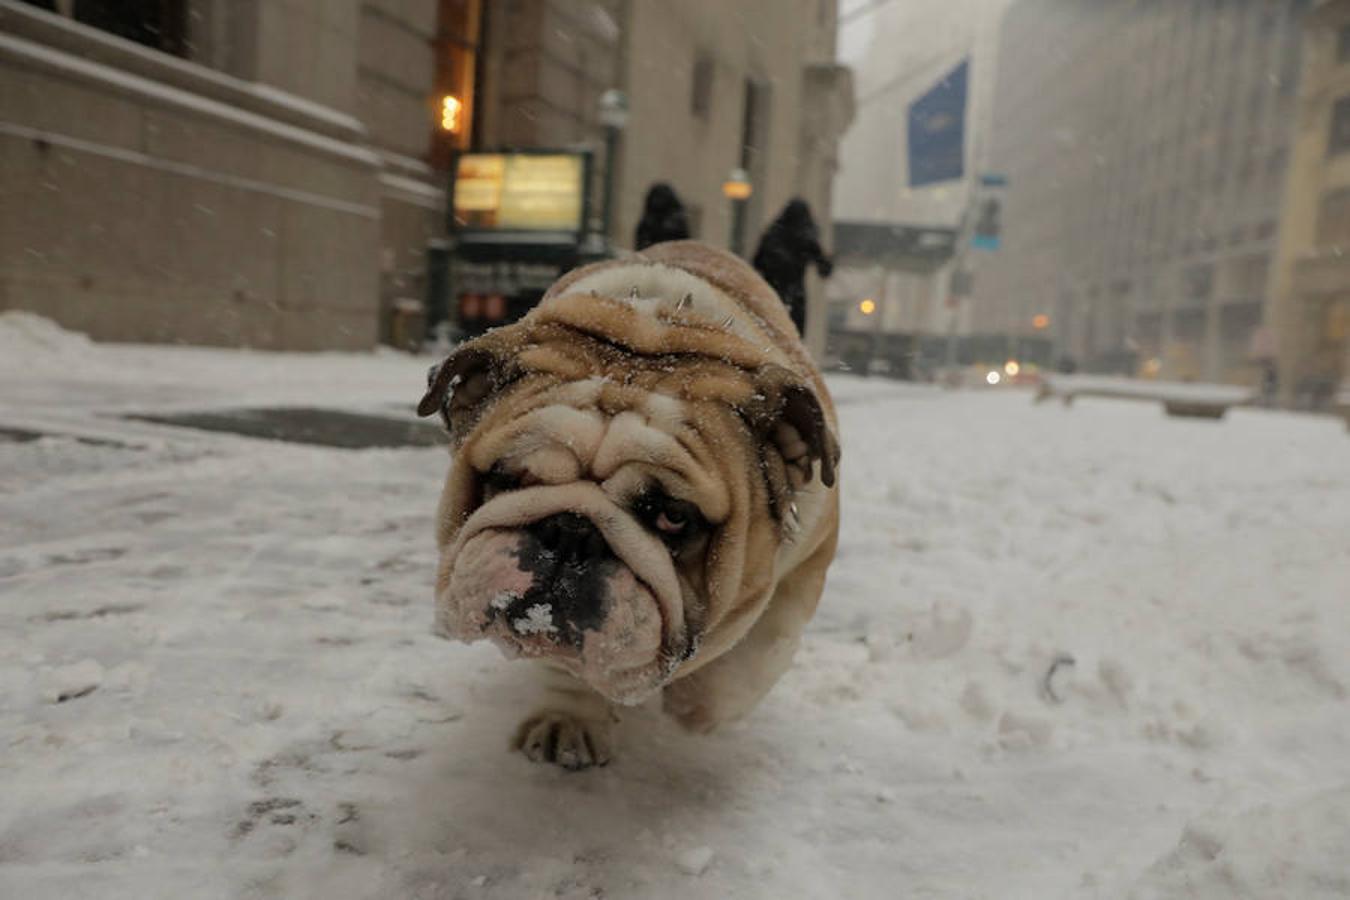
<box><xmin>1035</xmin><ymin>375</ymin><xmax>1254</xmax><ymax>420</ymax></box>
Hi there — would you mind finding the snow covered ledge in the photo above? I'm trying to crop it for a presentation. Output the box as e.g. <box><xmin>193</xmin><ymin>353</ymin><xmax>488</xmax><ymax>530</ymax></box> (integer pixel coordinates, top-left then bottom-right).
<box><xmin>0</xmin><ymin>0</ymin><xmax>370</xmax><ymax>148</ymax></box>
<box><xmin>1036</xmin><ymin>375</ymin><xmax>1255</xmax><ymax>420</ymax></box>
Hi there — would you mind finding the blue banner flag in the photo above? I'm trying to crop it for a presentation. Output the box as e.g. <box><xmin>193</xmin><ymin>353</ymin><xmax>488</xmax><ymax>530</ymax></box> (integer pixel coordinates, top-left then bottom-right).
<box><xmin>907</xmin><ymin>60</ymin><xmax>968</xmax><ymax>187</ymax></box>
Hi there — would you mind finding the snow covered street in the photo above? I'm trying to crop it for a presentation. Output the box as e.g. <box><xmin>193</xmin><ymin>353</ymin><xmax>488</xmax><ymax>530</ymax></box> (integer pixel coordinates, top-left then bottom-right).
<box><xmin>3</xmin><ymin>315</ymin><xmax>1349</xmax><ymax>899</ymax></box>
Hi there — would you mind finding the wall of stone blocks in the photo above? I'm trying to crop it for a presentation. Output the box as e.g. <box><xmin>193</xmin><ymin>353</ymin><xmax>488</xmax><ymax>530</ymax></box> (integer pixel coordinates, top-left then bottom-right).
<box><xmin>0</xmin><ymin>3</ymin><xmax>383</xmax><ymax>351</ymax></box>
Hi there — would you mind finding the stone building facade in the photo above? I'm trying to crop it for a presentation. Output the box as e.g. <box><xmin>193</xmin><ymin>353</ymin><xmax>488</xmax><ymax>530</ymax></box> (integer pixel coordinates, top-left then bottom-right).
<box><xmin>1</xmin><ymin>0</ymin><xmax>443</xmax><ymax>350</ymax></box>
<box><xmin>1</xmin><ymin>0</ymin><xmax>852</xmax><ymax>354</ymax></box>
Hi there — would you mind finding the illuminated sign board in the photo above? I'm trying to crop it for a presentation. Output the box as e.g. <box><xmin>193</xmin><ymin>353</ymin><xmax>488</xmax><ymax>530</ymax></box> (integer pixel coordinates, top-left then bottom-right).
<box><xmin>453</xmin><ymin>152</ymin><xmax>587</xmax><ymax>232</ymax></box>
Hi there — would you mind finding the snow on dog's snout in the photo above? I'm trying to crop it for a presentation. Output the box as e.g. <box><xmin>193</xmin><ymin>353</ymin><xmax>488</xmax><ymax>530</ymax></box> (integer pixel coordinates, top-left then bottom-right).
<box><xmin>435</xmin><ymin>485</ymin><xmax>684</xmax><ymax>704</ymax></box>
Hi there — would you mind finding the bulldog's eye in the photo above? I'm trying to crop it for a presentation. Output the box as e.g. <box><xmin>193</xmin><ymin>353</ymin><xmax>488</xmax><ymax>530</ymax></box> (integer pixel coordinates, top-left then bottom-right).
<box><xmin>636</xmin><ymin>492</ymin><xmax>704</xmax><ymax>545</ymax></box>
<box><xmin>654</xmin><ymin>509</ymin><xmax>687</xmax><ymax>534</ymax></box>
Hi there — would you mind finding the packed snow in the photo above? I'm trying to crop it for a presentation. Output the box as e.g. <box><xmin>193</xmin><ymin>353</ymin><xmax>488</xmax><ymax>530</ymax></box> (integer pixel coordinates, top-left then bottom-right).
<box><xmin>514</xmin><ymin>604</ymin><xmax>559</xmax><ymax>637</ymax></box>
<box><xmin>2</xmin><ymin>313</ymin><xmax>1349</xmax><ymax>898</ymax></box>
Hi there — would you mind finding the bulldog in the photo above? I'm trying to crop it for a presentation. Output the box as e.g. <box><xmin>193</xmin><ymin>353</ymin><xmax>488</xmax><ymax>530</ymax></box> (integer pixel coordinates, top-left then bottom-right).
<box><xmin>418</xmin><ymin>241</ymin><xmax>840</xmax><ymax>769</ymax></box>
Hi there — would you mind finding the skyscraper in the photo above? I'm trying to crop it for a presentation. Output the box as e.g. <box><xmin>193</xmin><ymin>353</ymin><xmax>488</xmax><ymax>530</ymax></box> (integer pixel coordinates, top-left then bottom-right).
<box><xmin>972</xmin><ymin>0</ymin><xmax>1309</xmax><ymax>383</ymax></box>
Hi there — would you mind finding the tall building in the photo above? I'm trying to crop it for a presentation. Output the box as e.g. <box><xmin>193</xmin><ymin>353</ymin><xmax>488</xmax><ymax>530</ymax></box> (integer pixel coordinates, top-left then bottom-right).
<box><xmin>1</xmin><ymin>0</ymin><xmax>447</xmax><ymax>350</ymax></box>
<box><xmin>971</xmin><ymin>0</ymin><xmax>1309</xmax><ymax>383</ymax></box>
<box><xmin>1269</xmin><ymin>0</ymin><xmax>1350</xmax><ymax>406</ymax></box>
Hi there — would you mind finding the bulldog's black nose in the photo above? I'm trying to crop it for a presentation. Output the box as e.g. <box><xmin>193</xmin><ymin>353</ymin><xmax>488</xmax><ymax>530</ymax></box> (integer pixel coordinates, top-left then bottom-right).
<box><xmin>528</xmin><ymin>513</ymin><xmax>611</xmax><ymax>565</ymax></box>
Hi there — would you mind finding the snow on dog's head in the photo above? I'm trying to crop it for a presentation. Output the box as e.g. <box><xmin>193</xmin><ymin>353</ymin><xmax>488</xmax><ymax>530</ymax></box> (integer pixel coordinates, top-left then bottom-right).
<box><xmin>418</xmin><ymin>250</ymin><xmax>839</xmax><ymax>704</ymax></box>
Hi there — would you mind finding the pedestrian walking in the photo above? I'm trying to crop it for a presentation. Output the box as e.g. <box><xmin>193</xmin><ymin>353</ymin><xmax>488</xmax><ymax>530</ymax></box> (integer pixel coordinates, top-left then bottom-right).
<box><xmin>634</xmin><ymin>183</ymin><xmax>691</xmax><ymax>251</ymax></box>
<box><xmin>751</xmin><ymin>198</ymin><xmax>833</xmax><ymax>336</ymax></box>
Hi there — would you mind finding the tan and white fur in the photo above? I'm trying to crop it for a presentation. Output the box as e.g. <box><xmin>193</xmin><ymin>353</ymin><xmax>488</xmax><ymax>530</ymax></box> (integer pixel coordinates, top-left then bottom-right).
<box><xmin>418</xmin><ymin>241</ymin><xmax>840</xmax><ymax>769</ymax></box>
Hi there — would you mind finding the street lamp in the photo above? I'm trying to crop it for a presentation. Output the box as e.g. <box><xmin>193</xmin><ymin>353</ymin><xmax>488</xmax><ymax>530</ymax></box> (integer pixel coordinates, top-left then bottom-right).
<box><xmin>598</xmin><ymin>89</ymin><xmax>628</xmax><ymax>246</ymax></box>
<box><xmin>439</xmin><ymin>95</ymin><xmax>463</xmax><ymax>134</ymax></box>
<box><xmin>723</xmin><ymin>166</ymin><xmax>752</xmax><ymax>256</ymax></box>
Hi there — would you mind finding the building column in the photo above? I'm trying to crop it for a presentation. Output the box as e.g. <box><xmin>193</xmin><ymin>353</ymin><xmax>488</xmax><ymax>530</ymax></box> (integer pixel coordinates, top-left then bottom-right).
<box><xmin>1268</xmin><ymin>12</ymin><xmax>1331</xmax><ymax>407</ymax></box>
<box><xmin>1202</xmin><ymin>293</ymin><xmax>1223</xmax><ymax>382</ymax></box>
<box><xmin>1159</xmin><ymin>284</ymin><xmax>1176</xmax><ymax>379</ymax></box>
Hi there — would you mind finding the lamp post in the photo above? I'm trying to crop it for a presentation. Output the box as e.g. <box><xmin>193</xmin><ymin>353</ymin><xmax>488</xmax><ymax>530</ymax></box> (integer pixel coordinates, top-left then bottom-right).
<box><xmin>722</xmin><ymin>166</ymin><xmax>752</xmax><ymax>257</ymax></box>
<box><xmin>597</xmin><ymin>88</ymin><xmax>629</xmax><ymax>247</ymax></box>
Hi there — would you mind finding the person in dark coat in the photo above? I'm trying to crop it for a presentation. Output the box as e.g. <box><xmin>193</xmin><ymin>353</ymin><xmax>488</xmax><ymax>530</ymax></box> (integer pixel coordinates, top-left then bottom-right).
<box><xmin>634</xmin><ymin>183</ymin><xmax>691</xmax><ymax>250</ymax></box>
<box><xmin>751</xmin><ymin>198</ymin><xmax>834</xmax><ymax>336</ymax></box>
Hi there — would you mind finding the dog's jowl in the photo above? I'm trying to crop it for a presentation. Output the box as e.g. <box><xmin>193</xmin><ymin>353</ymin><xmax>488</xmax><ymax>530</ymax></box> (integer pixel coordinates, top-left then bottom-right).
<box><xmin>419</xmin><ymin>241</ymin><xmax>841</xmax><ymax>769</ymax></box>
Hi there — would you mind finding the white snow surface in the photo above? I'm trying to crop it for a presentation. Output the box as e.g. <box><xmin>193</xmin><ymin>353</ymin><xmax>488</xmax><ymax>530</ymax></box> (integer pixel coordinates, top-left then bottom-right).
<box><xmin>513</xmin><ymin>604</ymin><xmax>558</xmax><ymax>636</ymax></box>
<box><xmin>2</xmin><ymin>316</ymin><xmax>1349</xmax><ymax>898</ymax></box>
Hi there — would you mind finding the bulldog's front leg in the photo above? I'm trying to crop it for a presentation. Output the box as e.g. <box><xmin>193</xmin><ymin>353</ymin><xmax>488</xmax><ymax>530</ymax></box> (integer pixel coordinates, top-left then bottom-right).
<box><xmin>663</xmin><ymin>533</ymin><xmax>834</xmax><ymax>733</ymax></box>
<box><xmin>513</xmin><ymin>662</ymin><xmax>615</xmax><ymax>770</ymax></box>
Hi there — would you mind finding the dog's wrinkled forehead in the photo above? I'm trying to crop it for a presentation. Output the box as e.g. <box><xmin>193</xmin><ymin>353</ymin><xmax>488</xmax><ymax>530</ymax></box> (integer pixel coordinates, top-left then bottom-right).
<box><xmin>415</xmin><ymin>306</ymin><xmax>839</xmax><ymax>508</ymax></box>
<box><xmin>466</xmin><ymin>378</ymin><xmax>732</xmax><ymax>518</ymax></box>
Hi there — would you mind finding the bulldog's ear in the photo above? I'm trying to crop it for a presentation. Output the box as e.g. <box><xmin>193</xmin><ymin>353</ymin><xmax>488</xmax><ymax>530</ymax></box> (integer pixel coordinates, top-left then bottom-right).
<box><xmin>775</xmin><ymin>382</ymin><xmax>840</xmax><ymax>488</ymax></box>
<box><xmin>743</xmin><ymin>366</ymin><xmax>840</xmax><ymax>498</ymax></box>
<box><xmin>417</xmin><ymin>338</ymin><xmax>522</xmax><ymax>435</ymax></box>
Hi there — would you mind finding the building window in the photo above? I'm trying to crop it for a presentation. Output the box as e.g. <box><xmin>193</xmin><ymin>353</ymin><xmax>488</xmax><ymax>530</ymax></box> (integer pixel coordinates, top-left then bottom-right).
<box><xmin>1172</xmin><ymin>308</ymin><xmax>1206</xmax><ymax>340</ymax></box>
<box><xmin>1338</xmin><ymin>24</ymin><xmax>1350</xmax><ymax>64</ymax></box>
<box><xmin>24</xmin><ymin>0</ymin><xmax>187</xmax><ymax>56</ymax></box>
<box><xmin>1234</xmin><ymin>253</ymin><xmax>1269</xmax><ymax>299</ymax></box>
<box><xmin>691</xmin><ymin>54</ymin><xmax>714</xmax><ymax>120</ymax></box>
<box><xmin>1183</xmin><ymin>263</ymin><xmax>1214</xmax><ymax>302</ymax></box>
<box><xmin>1331</xmin><ymin>96</ymin><xmax>1350</xmax><ymax>157</ymax></box>
<box><xmin>1220</xmin><ymin>302</ymin><xmax>1262</xmax><ymax>343</ymax></box>
<box><xmin>1266</xmin><ymin>148</ymin><xmax>1287</xmax><ymax>186</ymax></box>
<box><xmin>1317</xmin><ymin>187</ymin><xmax>1350</xmax><ymax>247</ymax></box>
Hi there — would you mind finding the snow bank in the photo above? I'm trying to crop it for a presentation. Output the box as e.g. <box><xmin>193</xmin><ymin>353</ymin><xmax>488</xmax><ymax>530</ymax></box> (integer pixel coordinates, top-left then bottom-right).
<box><xmin>0</xmin><ymin>311</ymin><xmax>93</xmax><ymax>359</ymax></box>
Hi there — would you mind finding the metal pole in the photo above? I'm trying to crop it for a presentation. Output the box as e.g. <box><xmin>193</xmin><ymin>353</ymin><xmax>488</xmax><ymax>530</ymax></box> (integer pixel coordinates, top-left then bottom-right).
<box><xmin>601</xmin><ymin>126</ymin><xmax>618</xmax><ymax>245</ymax></box>
<box><xmin>730</xmin><ymin>198</ymin><xmax>747</xmax><ymax>257</ymax></box>
<box><xmin>946</xmin><ymin>180</ymin><xmax>979</xmax><ymax>372</ymax></box>
<box><xmin>869</xmin><ymin>265</ymin><xmax>887</xmax><ymax>377</ymax></box>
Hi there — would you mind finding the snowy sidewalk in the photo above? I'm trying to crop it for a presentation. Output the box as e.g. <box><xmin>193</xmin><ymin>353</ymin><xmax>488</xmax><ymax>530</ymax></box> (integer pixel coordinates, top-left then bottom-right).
<box><xmin>3</xmin><ymin>317</ymin><xmax>1350</xmax><ymax>898</ymax></box>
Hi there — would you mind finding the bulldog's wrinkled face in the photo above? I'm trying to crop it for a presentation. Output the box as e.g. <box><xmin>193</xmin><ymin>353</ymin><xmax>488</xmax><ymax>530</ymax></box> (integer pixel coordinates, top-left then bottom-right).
<box><xmin>419</xmin><ymin>279</ymin><xmax>840</xmax><ymax>709</ymax></box>
<box><xmin>433</xmin><ymin>382</ymin><xmax>731</xmax><ymax>705</ymax></box>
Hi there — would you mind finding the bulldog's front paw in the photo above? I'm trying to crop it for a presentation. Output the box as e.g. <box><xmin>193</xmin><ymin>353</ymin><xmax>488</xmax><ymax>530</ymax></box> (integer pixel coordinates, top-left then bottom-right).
<box><xmin>513</xmin><ymin>711</ymin><xmax>612</xmax><ymax>770</ymax></box>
